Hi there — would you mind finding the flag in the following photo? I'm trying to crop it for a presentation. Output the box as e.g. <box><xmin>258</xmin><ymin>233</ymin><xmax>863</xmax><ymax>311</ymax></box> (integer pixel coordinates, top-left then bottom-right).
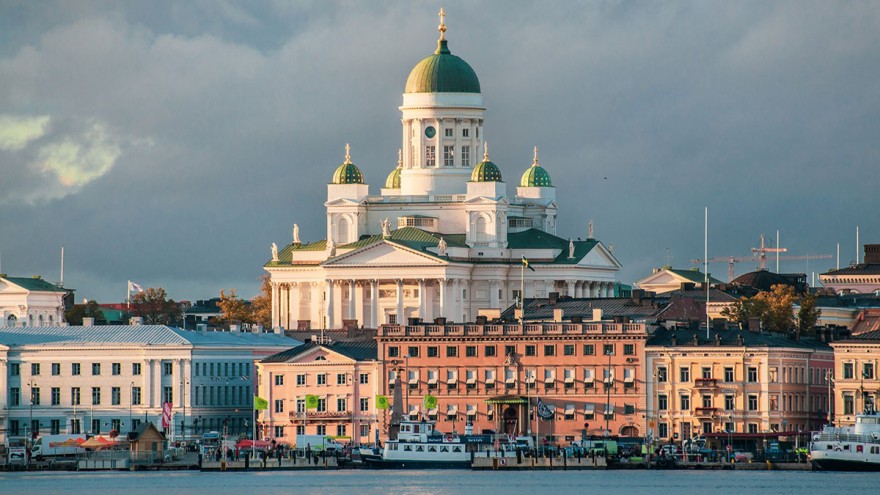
<box><xmin>305</xmin><ymin>394</ymin><xmax>319</xmax><ymax>409</ymax></box>
<box><xmin>536</xmin><ymin>398</ymin><xmax>554</xmax><ymax>421</ymax></box>
<box><xmin>253</xmin><ymin>395</ymin><xmax>268</xmax><ymax>411</ymax></box>
<box><xmin>522</xmin><ymin>256</ymin><xmax>535</xmax><ymax>271</ymax></box>
<box><xmin>376</xmin><ymin>395</ymin><xmax>389</xmax><ymax>410</ymax></box>
<box><xmin>424</xmin><ymin>394</ymin><xmax>438</xmax><ymax>410</ymax></box>
<box><xmin>162</xmin><ymin>402</ymin><xmax>172</xmax><ymax>428</ymax></box>
<box><xmin>128</xmin><ymin>281</ymin><xmax>144</xmax><ymax>293</ymax></box>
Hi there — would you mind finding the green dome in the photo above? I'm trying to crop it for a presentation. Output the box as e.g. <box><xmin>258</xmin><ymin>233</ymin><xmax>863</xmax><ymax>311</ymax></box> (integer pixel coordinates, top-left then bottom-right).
<box><xmin>405</xmin><ymin>40</ymin><xmax>481</xmax><ymax>94</ymax></box>
<box><xmin>520</xmin><ymin>164</ymin><xmax>552</xmax><ymax>187</ymax></box>
<box><xmin>385</xmin><ymin>166</ymin><xmax>401</xmax><ymax>189</ymax></box>
<box><xmin>331</xmin><ymin>144</ymin><xmax>365</xmax><ymax>184</ymax></box>
<box><xmin>471</xmin><ymin>160</ymin><xmax>502</xmax><ymax>182</ymax></box>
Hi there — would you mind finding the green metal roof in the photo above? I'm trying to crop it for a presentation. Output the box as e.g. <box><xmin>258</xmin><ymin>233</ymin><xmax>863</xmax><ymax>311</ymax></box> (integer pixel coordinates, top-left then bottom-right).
<box><xmin>471</xmin><ymin>160</ymin><xmax>502</xmax><ymax>182</ymax></box>
<box><xmin>331</xmin><ymin>162</ymin><xmax>365</xmax><ymax>184</ymax></box>
<box><xmin>520</xmin><ymin>163</ymin><xmax>553</xmax><ymax>187</ymax></box>
<box><xmin>2</xmin><ymin>276</ymin><xmax>68</xmax><ymax>292</ymax></box>
<box><xmin>385</xmin><ymin>166</ymin><xmax>401</xmax><ymax>189</ymax></box>
<box><xmin>669</xmin><ymin>268</ymin><xmax>723</xmax><ymax>285</ymax></box>
<box><xmin>405</xmin><ymin>39</ymin><xmax>481</xmax><ymax>94</ymax></box>
<box><xmin>507</xmin><ymin>229</ymin><xmax>599</xmax><ymax>265</ymax></box>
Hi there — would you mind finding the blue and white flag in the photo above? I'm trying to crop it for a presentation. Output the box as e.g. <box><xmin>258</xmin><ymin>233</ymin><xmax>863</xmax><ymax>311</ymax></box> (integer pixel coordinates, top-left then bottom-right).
<box><xmin>128</xmin><ymin>281</ymin><xmax>144</xmax><ymax>293</ymax></box>
<box><xmin>536</xmin><ymin>398</ymin><xmax>554</xmax><ymax>421</ymax></box>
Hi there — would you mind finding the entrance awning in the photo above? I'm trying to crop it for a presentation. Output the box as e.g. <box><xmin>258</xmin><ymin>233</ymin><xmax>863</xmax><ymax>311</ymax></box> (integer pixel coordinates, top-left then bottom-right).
<box><xmin>485</xmin><ymin>395</ymin><xmax>528</xmax><ymax>405</ymax></box>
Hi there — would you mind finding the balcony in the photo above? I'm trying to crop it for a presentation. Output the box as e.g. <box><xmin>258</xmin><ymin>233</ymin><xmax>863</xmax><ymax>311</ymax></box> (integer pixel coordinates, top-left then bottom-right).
<box><xmin>290</xmin><ymin>411</ymin><xmax>352</xmax><ymax>421</ymax></box>
<box><xmin>695</xmin><ymin>378</ymin><xmax>717</xmax><ymax>389</ymax></box>
<box><xmin>694</xmin><ymin>407</ymin><xmax>718</xmax><ymax>417</ymax></box>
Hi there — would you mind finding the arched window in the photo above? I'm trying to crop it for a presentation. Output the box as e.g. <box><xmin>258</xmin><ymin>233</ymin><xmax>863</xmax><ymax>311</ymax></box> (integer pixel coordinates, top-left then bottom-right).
<box><xmin>28</xmin><ymin>315</ymin><xmax>34</xmax><ymax>326</ymax></box>
<box><xmin>38</xmin><ymin>315</ymin><xmax>44</xmax><ymax>326</ymax></box>
<box><xmin>7</xmin><ymin>314</ymin><xmax>16</xmax><ymax>326</ymax></box>
<box><xmin>337</xmin><ymin>217</ymin><xmax>350</xmax><ymax>244</ymax></box>
<box><xmin>475</xmin><ymin>216</ymin><xmax>488</xmax><ymax>243</ymax></box>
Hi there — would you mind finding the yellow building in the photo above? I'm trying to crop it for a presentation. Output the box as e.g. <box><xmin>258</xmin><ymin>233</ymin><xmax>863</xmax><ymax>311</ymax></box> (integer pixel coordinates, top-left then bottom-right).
<box><xmin>830</xmin><ymin>331</ymin><xmax>880</xmax><ymax>426</ymax></box>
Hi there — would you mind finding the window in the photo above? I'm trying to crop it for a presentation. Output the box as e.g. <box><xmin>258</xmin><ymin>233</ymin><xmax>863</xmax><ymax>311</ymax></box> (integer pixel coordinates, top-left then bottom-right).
<box><xmin>624</xmin><ymin>404</ymin><xmax>635</xmax><ymax>415</ymax></box>
<box><xmin>275</xmin><ymin>375</ymin><xmax>284</xmax><ymax>386</ymax></box>
<box><xmin>679</xmin><ymin>367</ymin><xmax>690</xmax><ymax>383</ymax></box>
<box><xmin>769</xmin><ymin>367</ymin><xmax>778</xmax><ymax>383</ymax></box>
<box><xmin>680</xmin><ymin>395</ymin><xmax>690</xmax><ymax>411</ymax></box>
<box><xmin>843</xmin><ymin>394</ymin><xmax>854</xmax><ymax>415</ymax></box>
<box><xmin>10</xmin><ymin>387</ymin><xmax>20</xmax><ymax>406</ymax></box>
<box><xmin>47</xmin><ymin>387</ymin><xmax>59</xmax><ymax>406</ymax></box>
<box><xmin>748</xmin><ymin>394</ymin><xmax>758</xmax><ymax>411</ymax></box>
<box><xmin>52</xmin><ymin>363</ymin><xmax>60</xmax><ymax>376</ymax></box>
<box><xmin>864</xmin><ymin>363</ymin><xmax>875</xmax><ymax>380</ymax></box>
<box><xmin>92</xmin><ymin>419</ymin><xmax>100</xmax><ymax>435</ymax></box>
<box><xmin>297</xmin><ymin>374</ymin><xmax>306</xmax><ymax>386</ymax></box>
<box><xmin>71</xmin><ymin>387</ymin><xmax>81</xmax><ymax>406</ymax></box>
<box><xmin>747</xmin><ymin>366</ymin><xmax>758</xmax><ymax>382</ymax></box>
<box><xmin>748</xmin><ymin>423</ymin><xmax>758</xmax><ymax>434</ymax></box>
<box><xmin>702</xmin><ymin>395</ymin><xmax>712</xmax><ymax>408</ymax></box>
<box><xmin>112</xmin><ymin>387</ymin><xmax>121</xmax><ymax>405</ymax></box>
<box><xmin>724</xmin><ymin>367</ymin><xmax>734</xmax><ymax>383</ymax></box>
<box><xmin>51</xmin><ymin>419</ymin><xmax>60</xmax><ymax>435</ymax></box>
<box><xmin>485</xmin><ymin>345</ymin><xmax>496</xmax><ymax>357</ymax></box>
<box><xmin>446</xmin><ymin>346</ymin><xmax>458</xmax><ymax>357</ymax></box>
<box><xmin>337</xmin><ymin>373</ymin><xmax>347</xmax><ymax>385</ymax></box>
<box><xmin>443</xmin><ymin>145</ymin><xmax>454</xmax><ymax>166</ymax></box>
<box><xmin>701</xmin><ymin>367</ymin><xmax>712</xmax><ymax>379</ymax></box>
<box><xmin>407</xmin><ymin>346</ymin><xmax>419</xmax><ymax>358</ymax></box>
<box><xmin>132</xmin><ymin>363</ymin><xmax>140</xmax><ymax>376</ymax></box>
<box><xmin>317</xmin><ymin>374</ymin><xmax>327</xmax><ymax>386</ymax></box>
<box><xmin>92</xmin><ymin>363</ymin><xmax>101</xmax><ymax>375</ymax></box>
<box><xmin>657</xmin><ymin>367</ymin><xmax>668</xmax><ymax>383</ymax></box>
<box><xmin>770</xmin><ymin>395</ymin><xmax>779</xmax><ymax>411</ymax></box>
<box><xmin>163</xmin><ymin>362</ymin><xmax>173</xmax><ymax>375</ymax></box>
<box><xmin>337</xmin><ymin>398</ymin><xmax>347</xmax><ymax>412</ymax></box>
<box><xmin>359</xmin><ymin>373</ymin><xmax>369</xmax><ymax>384</ymax></box>
<box><xmin>162</xmin><ymin>386</ymin><xmax>172</xmax><ymax>404</ymax></box>
<box><xmin>132</xmin><ymin>387</ymin><xmax>142</xmax><ymax>405</ymax></box>
<box><xmin>505</xmin><ymin>345</ymin><xmax>516</xmax><ymax>357</ymax></box>
<box><xmin>525</xmin><ymin>345</ymin><xmax>536</xmax><ymax>356</ymax></box>
<box><xmin>316</xmin><ymin>425</ymin><xmax>327</xmax><ymax>435</ymax></box>
<box><xmin>658</xmin><ymin>422</ymin><xmax>669</xmax><ymax>439</ymax></box>
<box><xmin>658</xmin><ymin>394</ymin><xmax>668</xmax><ymax>411</ymax></box>
<box><xmin>92</xmin><ymin>387</ymin><xmax>101</xmax><ymax>405</ymax></box>
<box><xmin>388</xmin><ymin>346</ymin><xmax>400</xmax><ymax>358</ymax></box>
<box><xmin>32</xmin><ymin>363</ymin><xmax>41</xmax><ymax>375</ymax></box>
<box><xmin>724</xmin><ymin>394</ymin><xmax>734</xmax><ymax>410</ymax></box>
<box><xmin>461</xmin><ymin>145</ymin><xmax>470</xmax><ymax>167</ymax></box>
<box><xmin>9</xmin><ymin>420</ymin><xmax>20</xmax><ymax>436</ymax></box>
<box><xmin>360</xmin><ymin>398</ymin><xmax>369</xmax><ymax>412</ymax></box>
<box><xmin>623</xmin><ymin>344</ymin><xmax>635</xmax><ymax>355</ymax></box>
<box><xmin>112</xmin><ymin>363</ymin><xmax>121</xmax><ymax>375</ymax></box>
<box><xmin>296</xmin><ymin>425</ymin><xmax>305</xmax><ymax>435</ymax></box>
<box><xmin>426</xmin><ymin>145</ymin><xmax>436</xmax><ymax>167</ymax></box>
<box><xmin>273</xmin><ymin>426</ymin><xmax>284</xmax><ymax>438</ymax></box>
<box><xmin>30</xmin><ymin>387</ymin><xmax>40</xmax><ymax>405</ymax></box>
<box><xmin>603</xmin><ymin>344</ymin><xmax>615</xmax><ymax>355</ymax></box>
<box><xmin>275</xmin><ymin>400</ymin><xmax>284</xmax><ymax>413</ymax></box>
<box><xmin>466</xmin><ymin>346</ymin><xmax>477</xmax><ymax>357</ymax></box>
<box><xmin>564</xmin><ymin>345</ymin><xmax>575</xmax><ymax>356</ymax></box>
<box><xmin>544</xmin><ymin>345</ymin><xmax>556</xmax><ymax>356</ymax></box>
<box><xmin>583</xmin><ymin>345</ymin><xmax>595</xmax><ymax>356</ymax></box>
<box><xmin>317</xmin><ymin>399</ymin><xmax>327</xmax><ymax>413</ymax></box>
<box><xmin>427</xmin><ymin>346</ymin><xmax>439</xmax><ymax>358</ymax></box>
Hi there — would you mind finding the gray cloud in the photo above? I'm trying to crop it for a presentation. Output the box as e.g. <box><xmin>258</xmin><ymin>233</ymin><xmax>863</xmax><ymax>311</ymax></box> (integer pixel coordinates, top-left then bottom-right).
<box><xmin>0</xmin><ymin>1</ymin><xmax>878</xmax><ymax>302</ymax></box>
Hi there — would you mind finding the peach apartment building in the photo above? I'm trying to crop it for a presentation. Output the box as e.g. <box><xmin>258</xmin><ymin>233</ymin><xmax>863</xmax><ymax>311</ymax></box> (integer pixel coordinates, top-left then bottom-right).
<box><xmin>830</xmin><ymin>330</ymin><xmax>880</xmax><ymax>426</ymax></box>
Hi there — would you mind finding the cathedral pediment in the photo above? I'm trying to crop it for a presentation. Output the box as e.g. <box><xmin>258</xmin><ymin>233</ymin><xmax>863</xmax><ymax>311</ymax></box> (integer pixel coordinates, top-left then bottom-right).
<box><xmin>577</xmin><ymin>243</ymin><xmax>622</xmax><ymax>269</ymax></box>
<box><xmin>322</xmin><ymin>240</ymin><xmax>447</xmax><ymax>267</ymax></box>
<box><xmin>325</xmin><ymin>198</ymin><xmax>364</xmax><ymax>207</ymax></box>
<box><xmin>463</xmin><ymin>196</ymin><xmax>509</xmax><ymax>205</ymax></box>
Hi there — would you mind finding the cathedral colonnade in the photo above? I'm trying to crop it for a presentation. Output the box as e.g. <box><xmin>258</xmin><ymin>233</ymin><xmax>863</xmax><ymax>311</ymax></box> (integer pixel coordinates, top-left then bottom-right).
<box><xmin>271</xmin><ymin>278</ymin><xmax>617</xmax><ymax>330</ymax></box>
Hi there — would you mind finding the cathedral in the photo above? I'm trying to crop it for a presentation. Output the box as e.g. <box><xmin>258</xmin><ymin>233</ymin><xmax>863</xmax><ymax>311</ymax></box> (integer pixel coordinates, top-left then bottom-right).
<box><xmin>265</xmin><ymin>12</ymin><xmax>621</xmax><ymax>330</ymax></box>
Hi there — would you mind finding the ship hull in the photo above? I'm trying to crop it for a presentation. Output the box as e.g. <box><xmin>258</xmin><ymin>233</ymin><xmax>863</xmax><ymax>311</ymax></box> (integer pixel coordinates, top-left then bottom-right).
<box><xmin>811</xmin><ymin>458</ymin><xmax>880</xmax><ymax>472</ymax></box>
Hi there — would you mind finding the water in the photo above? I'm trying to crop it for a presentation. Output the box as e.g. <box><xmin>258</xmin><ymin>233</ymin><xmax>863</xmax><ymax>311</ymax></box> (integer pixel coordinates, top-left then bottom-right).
<box><xmin>0</xmin><ymin>469</ymin><xmax>874</xmax><ymax>495</ymax></box>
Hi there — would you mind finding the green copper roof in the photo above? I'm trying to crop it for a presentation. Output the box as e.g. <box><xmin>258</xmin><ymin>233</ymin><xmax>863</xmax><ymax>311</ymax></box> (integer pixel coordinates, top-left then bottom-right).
<box><xmin>332</xmin><ymin>162</ymin><xmax>364</xmax><ymax>184</ymax></box>
<box><xmin>520</xmin><ymin>163</ymin><xmax>553</xmax><ymax>187</ymax></box>
<box><xmin>471</xmin><ymin>160</ymin><xmax>502</xmax><ymax>182</ymax></box>
<box><xmin>2</xmin><ymin>276</ymin><xmax>69</xmax><ymax>292</ymax></box>
<box><xmin>405</xmin><ymin>40</ymin><xmax>481</xmax><ymax>94</ymax></box>
<box><xmin>385</xmin><ymin>166</ymin><xmax>401</xmax><ymax>189</ymax></box>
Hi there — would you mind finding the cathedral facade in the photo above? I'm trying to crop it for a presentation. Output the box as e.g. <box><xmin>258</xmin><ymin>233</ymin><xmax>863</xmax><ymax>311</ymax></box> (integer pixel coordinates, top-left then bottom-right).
<box><xmin>265</xmin><ymin>14</ymin><xmax>621</xmax><ymax>331</ymax></box>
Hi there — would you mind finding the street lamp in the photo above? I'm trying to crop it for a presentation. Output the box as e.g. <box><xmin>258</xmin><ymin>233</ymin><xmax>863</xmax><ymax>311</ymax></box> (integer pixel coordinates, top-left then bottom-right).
<box><xmin>605</xmin><ymin>347</ymin><xmax>613</xmax><ymax>434</ymax></box>
<box><xmin>181</xmin><ymin>377</ymin><xmax>190</xmax><ymax>444</ymax></box>
<box><xmin>129</xmin><ymin>381</ymin><xmax>135</xmax><ymax>432</ymax></box>
<box><xmin>28</xmin><ymin>378</ymin><xmax>38</xmax><ymax>442</ymax></box>
<box><xmin>404</xmin><ymin>354</ymin><xmax>410</xmax><ymax>420</ymax></box>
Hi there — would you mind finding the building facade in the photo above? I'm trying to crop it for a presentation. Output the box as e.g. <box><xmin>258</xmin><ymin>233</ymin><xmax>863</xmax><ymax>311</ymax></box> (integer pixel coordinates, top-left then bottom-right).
<box><xmin>829</xmin><ymin>331</ymin><xmax>880</xmax><ymax>426</ymax></box>
<box><xmin>0</xmin><ymin>275</ymin><xmax>72</xmax><ymax>327</ymax></box>
<box><xmin>819</xmin><ymin>244</ymin><xmax>880</xmax><ymax>294</ymax></box>
<box><xmin>645</xmin><ymin>329</ymin><xmax>833</xmax><ymax>446</ymax></box>
<box><xmin>255</xmin><ymin>340</ymin><xmax>380</xmax><ymax>445</ymax></box>
<box><xmin>375</xmin><ymin>320</ymin><xmax>650</xmax><ymax>443</ymax></box>
<box><xmin>264</xmin><ymin>12</ymin><xmax>621</xmax><ymax>331</ymax></box>
<box><xmin>0</xmin><ymin>325</ymin><xmax>299</xmax><ymax>444</ymax></box>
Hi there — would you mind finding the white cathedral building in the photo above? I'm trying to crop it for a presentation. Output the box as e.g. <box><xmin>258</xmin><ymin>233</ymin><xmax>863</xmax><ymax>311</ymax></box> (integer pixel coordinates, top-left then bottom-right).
<box><xmin>265</xmin><ymin>12</ymin><xmax>621</xmax><ymax>330</ymax></box>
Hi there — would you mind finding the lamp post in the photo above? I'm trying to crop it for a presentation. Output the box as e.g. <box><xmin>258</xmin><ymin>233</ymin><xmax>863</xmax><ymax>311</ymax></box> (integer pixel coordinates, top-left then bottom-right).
<box><xmin>28</xmin><ymin>378</ymin><xmax>37</xmax><ymax>442</ymax></box>
<box><xmin>826</xmin><ymin>369</ymin><xmax>834</xmax><ymax>425</ymax></box>
<box><xmin>181</xmin><ymin>377</ymin><xmax>189</xmax><ymax>444</ymax></box>
<box><xmin>404</xmin><ymin>354</ymin><xmax>410</xmax><ymax>420</ymax></box>
<box><xmin>605</xmin><ymin>347</ymin><xmax>613</xmax><ymax>434</ymax></box>
<box><xmin>129</xmin><ymin>381</ymin><xmax>135</xmax><ymax>432</ymax></box>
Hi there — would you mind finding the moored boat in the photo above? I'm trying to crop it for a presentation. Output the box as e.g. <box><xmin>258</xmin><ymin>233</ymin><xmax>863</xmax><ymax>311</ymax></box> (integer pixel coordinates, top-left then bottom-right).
<box><xmin>810</xmin><ymin>410</ymin><xmax>880</xmax><ymax>471</ymax></box>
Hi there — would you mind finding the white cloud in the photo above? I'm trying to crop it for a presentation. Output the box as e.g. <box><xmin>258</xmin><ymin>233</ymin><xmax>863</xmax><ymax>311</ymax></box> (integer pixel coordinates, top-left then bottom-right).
<box><xmin>36</xmin><ymin>121</ymin><xmax>120</xmax><ymax>188</ymax></box>
<box><xmin>0</xmin><ymin>115</ymin><xmax>49</xmax><ymax>151</ymax></box>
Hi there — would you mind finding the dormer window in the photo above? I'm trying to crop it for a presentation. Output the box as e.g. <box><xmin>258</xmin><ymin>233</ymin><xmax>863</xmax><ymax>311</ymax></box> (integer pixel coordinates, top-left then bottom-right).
<box><xmin>397</xmin><ymin>216</ymin><xmax>438</xmax><ymax>232</ymax></box>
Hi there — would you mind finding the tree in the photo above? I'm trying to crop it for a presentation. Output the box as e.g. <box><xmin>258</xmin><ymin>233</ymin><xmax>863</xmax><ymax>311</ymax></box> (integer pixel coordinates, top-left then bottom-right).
<box><xmin>218</xmin><ymin>276</ymin><xmax>273</xmax><ymax>329</ymax></box>
<box><xmin>797</xmin><ymin>291</ymin><xmax>822</xmax><ymax>337</ymax></box>
<box><xmin>251</xmin><ymin>275</ymin><xmax>272</xmax><ymax>328</ymax></box>
<box><xmin>129</xmin><ymin>287</ymin><xmax>182</xmax><ymax>325</ymax></box>
<box><xmin>721</xmin><ymin>284</ymin><xmax>800</xmax><ymax>335</ymax></box>
<box><xmin>65</xmin><ymin>300</ymin><xmax>105</xmax><ymax>325</ymax></box>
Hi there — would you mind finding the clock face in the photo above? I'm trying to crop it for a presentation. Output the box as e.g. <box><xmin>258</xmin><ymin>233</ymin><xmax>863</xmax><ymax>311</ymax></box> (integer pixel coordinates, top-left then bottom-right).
<box><xmin>424</xmin><ymin>126</ymin><xmax>436</xmax><ymax>138</ymax></box>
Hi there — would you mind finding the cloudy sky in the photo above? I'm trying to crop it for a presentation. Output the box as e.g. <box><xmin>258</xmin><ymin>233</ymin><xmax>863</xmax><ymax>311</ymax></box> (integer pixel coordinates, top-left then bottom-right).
<box><xmin>1</xmin><ymin>0</ymin><xmax>878</xmax><ymax>303</ymax></box>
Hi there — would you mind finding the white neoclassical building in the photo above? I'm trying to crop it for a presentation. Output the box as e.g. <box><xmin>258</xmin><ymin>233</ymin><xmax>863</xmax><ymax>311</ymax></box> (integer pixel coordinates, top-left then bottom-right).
<box><xmin>0</xmin><ymin>275</ymin><xmax>72</xmax><ymax>327</ymax></box>
<box><xmin>265</xmin><ymin>12</ymin><xmax>621</xmax><ymax>330</ymax></box>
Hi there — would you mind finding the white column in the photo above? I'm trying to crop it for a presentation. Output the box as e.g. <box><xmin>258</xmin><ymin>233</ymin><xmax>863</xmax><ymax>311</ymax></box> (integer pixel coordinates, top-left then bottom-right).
<box><xmin>396</xmin><ymin>279</ymin><xmax>405</xmax><ymax>323</ymax></box>
<box><xmin>439</xmin><ymin>279</ymin><xmax>448</xmax><ymax>318</ymax></box>
<box><xmin>418</xmin><ymin>279</ymin><xmax>427</xmax><ymax>319</ymax></box>
<box><xmin>355</xmin><ymin>282</ymin><xmax>365</xmax><ymax>327</ymax></box>
<box><xmin>348</xmin><ymin>280</ymin><xmax>356</xmax><ymax>320</ymax></box>
<box><xmin>370</xmin><ymin>280</ymin><xmax>379</xmax><ymax>328</ymax></box>
<box><xmin>566</xmin><ymin>280</ymin><xmax>576</xmax><ymax>298</ymax></box>
<box><xmin>461</xmin><ymin>280</ymin><xmax>470</xmax><ymax>322</ymax></box>
<box><xmin>152</xmin><ymin>359</ymin><xmax>162</xmax><ymax>409</ymax></box>
<box><xmin>545</xmin><ymin>280</ymin><xmax>554</xmax><ymax>297</ymax></box>
<box><xmin>489</xmin><ymin>280</ymin><xmax>499</xmax><ymax>309</ymax></box>
<box><xmin>271</xmin><ymin>282</ymin><xmax>279</xmax><ymax>329</ymax></box>
<box><xmin>290</xmin><ymin>283</ymin><xmax>300</xmax><ymax>326</ymax></box>
<box><xmin>448</xmin><ymin>279</ymin><xmax>458</xmax><ymax>323</ymax></box>
<box><xmin>0</xmin><ymin>359</ymin><xmax>7</xmax><ymax>411</ymax></box>
<box><xmin>326</xmin><ymin>280</ymin><xmax>336</xmax><ymax>329</ymax></box>
<box><xmin>310</xmin><ymin>282</ymin><xmax>321</xmax><ymax>327</ymax></box>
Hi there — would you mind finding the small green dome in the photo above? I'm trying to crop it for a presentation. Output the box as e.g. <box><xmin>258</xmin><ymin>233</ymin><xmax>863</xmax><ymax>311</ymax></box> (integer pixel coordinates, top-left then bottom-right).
<box><xmin>520</xmin><ymin>147</ymin><xmax>553</xmax><ymax>187</ymax></box>
<box><xmin>471</xmin><ymin>160</ymin><xmax>502</xmax><ymax>182</ymax></box>
<box><xmin>331</xmin><ymin>144</ymin><xmax>365</xmax><ymax>184</ymax></box>
<box><xmin>385</xmin><ymin>166</ymin><xmax>401</xmax><ymax>189</ymax></box>
<box><xmin>405</xmin><ymin>39</ymin><xmax>481</xmax><ymax>94</ymax></box>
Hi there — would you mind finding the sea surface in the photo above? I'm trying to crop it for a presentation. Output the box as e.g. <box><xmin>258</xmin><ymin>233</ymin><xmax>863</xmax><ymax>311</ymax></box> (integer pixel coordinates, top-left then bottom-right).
<box><xmin>0</xmin><ymin>469</ymin><xmax>874</xmax><ymax>495</ymax></box>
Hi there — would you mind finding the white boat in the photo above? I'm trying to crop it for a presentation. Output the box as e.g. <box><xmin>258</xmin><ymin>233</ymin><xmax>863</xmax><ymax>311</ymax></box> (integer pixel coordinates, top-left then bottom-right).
<box><xmin>810</xmin><ymin>410</ymin><xmax>880</xmax><ymax>471</ymax></box>
<box><xmin>362</xmin><ymin>419</ymin><xmax>522</xmax><ymax>469</ymax></box>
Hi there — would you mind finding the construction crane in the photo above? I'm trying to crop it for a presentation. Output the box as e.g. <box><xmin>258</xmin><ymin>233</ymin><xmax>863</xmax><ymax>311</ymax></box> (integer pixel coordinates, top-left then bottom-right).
<box><xmin>692</xmin><ymin>234</ymin><xmax>832</xmax><ymax>282</ymax></box>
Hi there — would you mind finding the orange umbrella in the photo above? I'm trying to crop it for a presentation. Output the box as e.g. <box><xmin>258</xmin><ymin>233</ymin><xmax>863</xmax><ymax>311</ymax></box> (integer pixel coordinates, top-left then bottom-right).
<box><xmin>81</xmin><ymin>436</ymin><xmax>115</xmax><ymax>449</ymax></box>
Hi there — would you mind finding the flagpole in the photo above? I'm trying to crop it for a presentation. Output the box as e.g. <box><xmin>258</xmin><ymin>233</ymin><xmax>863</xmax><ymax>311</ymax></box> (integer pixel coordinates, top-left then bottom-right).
<box><xmin>520</xmin><ymin>259</ymin><xmax>525</xmax><ymax>323</ymax></box>
<box><xmin>127</xmin><ymin>280</ymin><xmax>130</xmax><ymax>309</ymax></box>
<box><xmin>252</xmin><ymin>394</ymin><xmax>256</xmax><ymax>459</ymax></box>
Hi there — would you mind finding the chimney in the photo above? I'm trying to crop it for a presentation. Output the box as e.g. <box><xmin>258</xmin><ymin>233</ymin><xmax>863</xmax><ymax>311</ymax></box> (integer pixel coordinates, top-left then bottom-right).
<box><xmin>631</xmin><ymin>289</ymin><xmax>645</xmax><ymax>302</ymax></box>
<box><xmin>549</xmin><ymin>292</ymin><xmax>559</xmax><ymax>305</ymax></box>
<box><xmin>273</xmin><ymin>326</ymin><xmax>281</xmax><ymax>335</ymax></box>
<box><xmin>592</xmin><ymin>308</ymin><xmax>603</xmax><ymax>321</ymax></box>
<box><xmin>82</xmin><ymin>317</ymin><xmax>95</xmax><ymax>326</ymax></box>
<box><xmin>747</xmin><ymin>317</ymin><xmax>761</xmax><ymax>333</ymax></box>
<box><xmin>681</xmin><ymin>282</ymin><xmax>695</xmax><ymax>291</ymax></box>
<box><xmin>256</xmin><ymin>324</ymin><xmax>264</xmax><ymax>334</ymax></box>
<box><xmin>553</xmin><ymin>308</ymin><xmax>564</xmax><ymax>322</ymax></box>
<box><xmin>129</xmin><ymin>316</ymin><xmax>143</xmax><ymax>326</ymax></box>
<box><xmin>864</xmin><ymin>244</ymin><xmax>880</xmax><ymax>264</ymax></box>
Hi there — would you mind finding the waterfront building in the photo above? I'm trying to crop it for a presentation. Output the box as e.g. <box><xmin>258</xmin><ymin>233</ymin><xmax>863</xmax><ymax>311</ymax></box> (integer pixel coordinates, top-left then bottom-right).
<box><xmin>829</xmin><ymin>330</ymin><xmax>880</xmax><ymax>426</ymax></box>
<box><xmin>0</xmin><ymin>275</ymin><xmax>73</xmax><ymax>327</ymax></box>
<box><xmin>264</xmin><ymin>12</ymin><xmax>620</xmax><ymax>331</ymax></box>
<box><xmin>255</xmin><ymin>338</ymin><xmax>380</xmax><ymax>445</ymax></box>
<box><xmin>0</xmin><ymin>324</ymin><xmax>299</xmax><ymax>444</ymax></box>
<box><xmin>635</xmin><ymin>268</ymin><xmax>721</xmax><ymax>295</ymax></box>
<box><xmin>645</xmin><ymin>329</ymin><xmax>833</xmax><ymax>446</ymax></box>
<box><xmin>499</xmin><ymin>291</ymin><xmax>663</xmax><ymax>324</ymax></box>
<box><xmin>375</xmin><ymin>320</ymin><xmax>650</xmax><ymax>443</ymax></box>
<box><xmin>819</xmin><ymin>244</ymin><xmax>880</xmax><ymax>295</ymax></box>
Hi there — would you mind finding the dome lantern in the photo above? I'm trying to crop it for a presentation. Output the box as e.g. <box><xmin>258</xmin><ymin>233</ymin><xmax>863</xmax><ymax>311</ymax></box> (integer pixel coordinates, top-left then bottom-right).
<box><xmin>471</xmin><ymin>142</ymin><xmax>503</xmax><ymax>182</ymax></box>
<box><xmin>331</xmin><ymin>143</ymin><xmax>365</xmax><ymax>184</ymax></box>
<box><xmin>520</xmin><ymin>146</ymin><xmax>553</xmax><ymax>187</ymax></box>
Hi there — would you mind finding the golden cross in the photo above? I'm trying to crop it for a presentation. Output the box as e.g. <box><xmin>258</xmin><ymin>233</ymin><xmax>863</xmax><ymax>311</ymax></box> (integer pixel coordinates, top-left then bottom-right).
<box><xmin>438</xmin><ymin>8</ymin><xmax>447</xmax><ymax>40</ymax></box>
<box><xmin>345</xmin><ymin>143</ymin><xmax>351</xmax><ymax>163</ymax></box>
